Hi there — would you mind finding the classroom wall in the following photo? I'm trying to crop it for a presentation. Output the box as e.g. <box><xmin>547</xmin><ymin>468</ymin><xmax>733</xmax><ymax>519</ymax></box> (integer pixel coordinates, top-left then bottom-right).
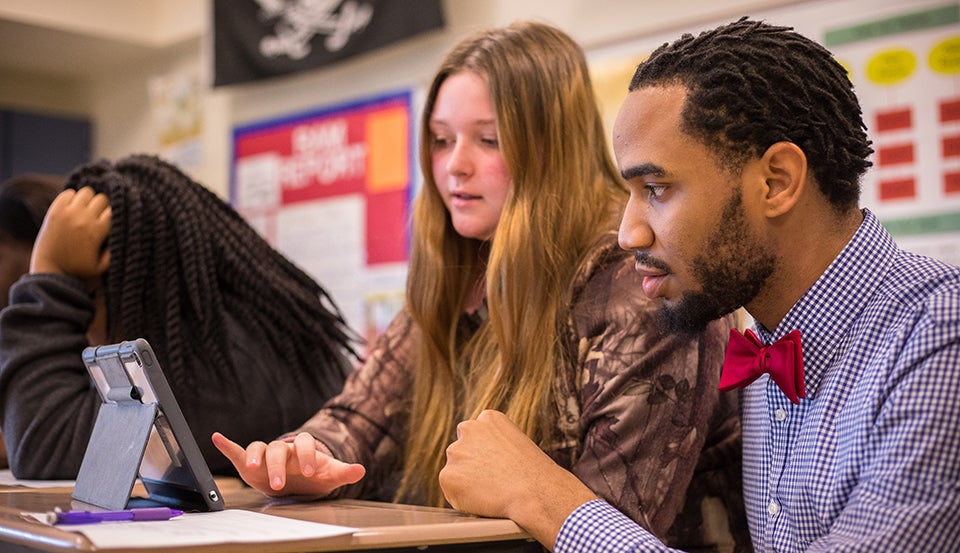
<box><xmin>3</xmin><ymin>0</ymin><xmax>957</xmax><ymax>331</ymax></box>
<box><xmin>7</xmin><ymin>0</ymin><xmax>805</xmax><ymax>198</ymax></box>
<box><xmin>0</xmin><ymin>0</ymin><xmax>808</xmax><ymax>336</ymax></box>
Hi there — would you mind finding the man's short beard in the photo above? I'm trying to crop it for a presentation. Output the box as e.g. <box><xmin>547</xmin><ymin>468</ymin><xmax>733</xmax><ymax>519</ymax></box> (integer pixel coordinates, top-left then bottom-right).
<box><xmin>655</xmin><ymin>190</ymin><xmax>775</xmax><ymax>335</ymax></box>
<box><xmin>656</xmin><ymin>290</ymin><xmax>738</xmax><ymax>335</ymax></box>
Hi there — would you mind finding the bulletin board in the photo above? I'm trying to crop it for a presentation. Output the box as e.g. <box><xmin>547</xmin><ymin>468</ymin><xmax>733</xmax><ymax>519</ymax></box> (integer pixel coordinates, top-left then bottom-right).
<box><xmin>230</xmin><ymin>90</ymin><xmax>413</xmax><ymax>342</ymax></box>
<box><xmin>588</xmin><ymin>0</ymin><xmax>960</xmax><ymax>265</ymax></box>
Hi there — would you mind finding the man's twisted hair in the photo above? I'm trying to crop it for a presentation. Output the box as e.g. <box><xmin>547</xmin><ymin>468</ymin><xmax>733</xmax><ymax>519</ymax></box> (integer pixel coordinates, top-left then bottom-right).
<box><xmin>630</xmin><ymin>17</ymin><xmax>874</xmax><ymax>211</ymax></box>
<box><xmin>65</xmin><ymin>154</ymin><xmax>358</xmax><ymax>394</ymax></box>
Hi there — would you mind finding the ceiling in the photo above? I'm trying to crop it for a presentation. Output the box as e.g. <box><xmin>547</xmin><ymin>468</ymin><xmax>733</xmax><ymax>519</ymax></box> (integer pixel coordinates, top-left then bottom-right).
<box><xmin>0</xmin><ymin>0</ymin><xmax>204</xmax><ymax>80</ymax></box>
<box><xmin>0</xmin><ymin>17</ymin><xmax>166</xmax><ymax>79</ymax></box>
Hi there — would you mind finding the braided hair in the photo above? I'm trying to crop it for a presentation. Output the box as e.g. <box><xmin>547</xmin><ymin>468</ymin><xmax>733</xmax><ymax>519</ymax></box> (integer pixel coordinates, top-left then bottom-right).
<box><xmin>630</xmin><ymin>17</ymin><xmax>874</xmax><ymax>211</ymax></box>
<box><xmin>65</xmin><ymin>154</ymin><xmax>358</xmax><ymax>395</ymax></box>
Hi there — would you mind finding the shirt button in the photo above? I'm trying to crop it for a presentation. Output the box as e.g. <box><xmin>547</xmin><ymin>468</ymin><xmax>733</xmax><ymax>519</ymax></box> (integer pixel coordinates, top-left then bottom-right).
<box><xmin>775</xmin><ymin>408</ymin><xmax>788</xmax><ymax>422</ymax></box>
<box><xmin>767</xmin><ymin>499</ymin><xmax>780</xmax><ymax>516</ymax></box>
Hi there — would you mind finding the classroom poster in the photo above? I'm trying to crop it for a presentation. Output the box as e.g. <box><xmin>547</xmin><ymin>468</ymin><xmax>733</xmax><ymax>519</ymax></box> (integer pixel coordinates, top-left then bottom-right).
<box><xmin>230</xmin><ymin>90</ymin><xmax>412</xmax><ymax>342</ymax></box>
<box><xmin>148</xmin><ymin>69</ymin><xmax>203</xmax><ymax>170</ymax></box>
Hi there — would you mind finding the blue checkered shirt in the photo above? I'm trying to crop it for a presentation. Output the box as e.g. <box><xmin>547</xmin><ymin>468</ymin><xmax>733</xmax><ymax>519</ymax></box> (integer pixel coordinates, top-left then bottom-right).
<box><xmin>555</xmin><ymin>210</ymin><xmax>960</xmax><ymax>552</ymax></box>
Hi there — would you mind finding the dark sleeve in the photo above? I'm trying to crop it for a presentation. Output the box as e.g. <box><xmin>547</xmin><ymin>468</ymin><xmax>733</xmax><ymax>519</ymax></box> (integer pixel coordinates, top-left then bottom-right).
<box><xmin>0</xmin><ymin>274</ymin><xmax>101</xmax><ymax>479</ymax></box>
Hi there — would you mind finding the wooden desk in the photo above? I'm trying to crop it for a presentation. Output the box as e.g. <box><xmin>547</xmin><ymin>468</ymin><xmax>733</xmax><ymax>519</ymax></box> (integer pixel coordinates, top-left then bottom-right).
<box><xmin>0</xmin><ymin>483</ymin><xmax>541</xmax><ymax>552</ymax></box>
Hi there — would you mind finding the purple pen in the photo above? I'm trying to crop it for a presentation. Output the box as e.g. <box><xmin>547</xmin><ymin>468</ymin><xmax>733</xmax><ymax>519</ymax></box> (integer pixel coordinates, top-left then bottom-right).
<box><xmin>54</xmin><ymin>507</ymin><xmax>183</xmax><ymax>525</ymax></box>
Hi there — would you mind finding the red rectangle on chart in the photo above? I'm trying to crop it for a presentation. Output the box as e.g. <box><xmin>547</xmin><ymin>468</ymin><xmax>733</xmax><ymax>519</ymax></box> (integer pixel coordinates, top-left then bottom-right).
<box><xmin>877</xmin><ymin>144</ymin><xmax>914</xmax><ymax>166</ymax></box>
<box><xmin>943</xmin><ymin>135</ymin><xmax>960</xmax><ymax>158</ymax></box>
<box><xmin>876</xmin><ymin>109</ymin><xmax>912</xmax><ymax>132</ymax></box>
<box><xmin>366</xmin><ymin>189</ymin><xmax>408</xmax><ymax>265</ymax></box>
<box><xmin>945</xmin><ymin>171</ymin><xmax>960</xmax><ymax>194</ymax></box>
<box><xmin>879</xmin><ymin>177</ymin><xmax>916</xmax><ymax>201</ymax></box>
<box><xmin>940</xmin><ymin>99</ymin><xmax>960</xmax><ymax>123</ymax></box>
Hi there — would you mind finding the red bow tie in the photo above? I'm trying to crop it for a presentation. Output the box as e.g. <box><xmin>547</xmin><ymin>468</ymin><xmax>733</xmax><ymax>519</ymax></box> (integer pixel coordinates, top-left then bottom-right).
<box><xmin>720</xmin><ymin>328</ymin><xmax>806</xmax><ymax>404</ymax></box>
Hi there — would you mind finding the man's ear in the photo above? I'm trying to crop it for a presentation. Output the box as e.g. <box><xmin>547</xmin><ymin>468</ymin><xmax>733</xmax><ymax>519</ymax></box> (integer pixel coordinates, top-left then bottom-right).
<box><xmin>759</xmin><ymin>141</ymin><xmax>807</xmax><ymax>217</ymax></box>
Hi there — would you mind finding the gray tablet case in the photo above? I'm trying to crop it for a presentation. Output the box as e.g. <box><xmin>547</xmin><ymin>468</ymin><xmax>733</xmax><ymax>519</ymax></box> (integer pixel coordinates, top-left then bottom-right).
<box><xmin>73</xmin><ymin>339</ymin><xmax>224</xmax><ymax>512</ymax></box>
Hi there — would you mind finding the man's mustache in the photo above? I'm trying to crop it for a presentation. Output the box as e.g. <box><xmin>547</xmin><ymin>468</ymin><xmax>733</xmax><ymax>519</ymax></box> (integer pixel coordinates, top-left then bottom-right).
<box><xmin>634</xmin><ymin>251</ymin><xmax>671</xmax><ymax>273</ymax></box>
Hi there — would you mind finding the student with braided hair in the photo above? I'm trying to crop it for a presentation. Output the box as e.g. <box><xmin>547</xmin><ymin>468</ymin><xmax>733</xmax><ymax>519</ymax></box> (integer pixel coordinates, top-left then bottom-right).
<box><xmin>0</xmin><ymin>154</ymin><xmax>357</xmax><ymax>478</ymax></box>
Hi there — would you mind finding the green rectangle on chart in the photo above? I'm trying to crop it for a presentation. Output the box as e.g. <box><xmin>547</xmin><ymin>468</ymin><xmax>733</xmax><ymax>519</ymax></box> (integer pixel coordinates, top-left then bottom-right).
<box><xmin>825</xmin><ymin>4</ymin><xmax>959</xmax><ymax>47</ymax></box>
<box><xmin>880</xmin><ymin>212</ymin><xmax>960</xmax><ymax>237</ymax></box>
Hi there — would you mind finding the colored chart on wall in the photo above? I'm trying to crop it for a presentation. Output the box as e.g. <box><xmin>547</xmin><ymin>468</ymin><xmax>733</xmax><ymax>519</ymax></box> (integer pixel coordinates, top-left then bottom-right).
<box><xmin>230</xmin><ymin>90</ymin><xmax>412</xmax><ymax>340</ymax></box>
<box><xmin>826</xmin><ymin>3</ymin><xmax>960</xmax><ymax>264</ymax></box>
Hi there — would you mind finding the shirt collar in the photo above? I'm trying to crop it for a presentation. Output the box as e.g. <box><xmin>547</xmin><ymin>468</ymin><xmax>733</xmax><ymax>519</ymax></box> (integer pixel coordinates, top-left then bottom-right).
<box><xmin>753</xmin><ymin>209</ymin><xmax>897</xmax><ymax>398</ymax></box>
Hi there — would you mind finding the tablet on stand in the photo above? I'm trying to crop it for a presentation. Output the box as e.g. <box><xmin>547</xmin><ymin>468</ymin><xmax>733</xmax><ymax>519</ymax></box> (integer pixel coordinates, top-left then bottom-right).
<box><xmin>73</xmin><ymin>339</ymin><xmax>224</xmax><ymax>512</ymax></box>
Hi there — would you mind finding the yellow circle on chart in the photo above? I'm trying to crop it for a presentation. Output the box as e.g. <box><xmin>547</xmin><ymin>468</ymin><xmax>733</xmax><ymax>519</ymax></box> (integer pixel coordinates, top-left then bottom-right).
<box><xmin>866</xmin><ymin>47</ymin><xmax>917</xmax><ymax>85</ymax></box>
<box><xmin>929</xmin><ymin>36</ymin><xmax>960</xmax><ymax>75</ymax></box>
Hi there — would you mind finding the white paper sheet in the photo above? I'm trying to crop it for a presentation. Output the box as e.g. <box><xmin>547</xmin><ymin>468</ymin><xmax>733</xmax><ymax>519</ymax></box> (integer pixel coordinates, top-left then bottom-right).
<box><xmin>28</xmin><ymin>509</ymin><xmax>356</xmax><ymax>548</ymax></box>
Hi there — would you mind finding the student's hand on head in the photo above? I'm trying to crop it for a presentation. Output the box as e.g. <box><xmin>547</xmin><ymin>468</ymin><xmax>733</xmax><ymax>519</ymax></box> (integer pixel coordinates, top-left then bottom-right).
<box><xmin>211</xmin><ymin>431</ymin><xmax>365</xmax><ymax>498</ymax></box>
<box><xmin>439</xmin><ymin>410</ymin><xmax>598</xmax><ymax>550</ymax></box>
<box><xmin>30</xmin><ymin>187</ymin><xmax>111</xmax><ymax>281</ymax></box>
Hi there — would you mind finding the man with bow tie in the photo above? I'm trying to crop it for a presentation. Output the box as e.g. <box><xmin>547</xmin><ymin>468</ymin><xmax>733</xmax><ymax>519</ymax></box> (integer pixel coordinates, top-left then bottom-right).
<box><xmin>437</xmin><ymin>17</ymin><xmax>960</xmax><ymax>553</ymax></box>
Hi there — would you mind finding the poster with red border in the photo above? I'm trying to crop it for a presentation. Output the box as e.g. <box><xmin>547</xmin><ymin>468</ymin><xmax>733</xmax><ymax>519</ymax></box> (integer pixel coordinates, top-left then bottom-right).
<box><xmin>230</xmin><ymin>90</ymin><xmax>412</xmax><ymax>341</ymax></box>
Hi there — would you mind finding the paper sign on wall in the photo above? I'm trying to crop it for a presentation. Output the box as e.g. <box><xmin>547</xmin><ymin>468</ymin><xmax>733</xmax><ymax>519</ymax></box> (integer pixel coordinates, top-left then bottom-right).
<box><xmin>231</xmin><ymin>90</ymin><xmax>412</xmax><ymax>335</ymax></box>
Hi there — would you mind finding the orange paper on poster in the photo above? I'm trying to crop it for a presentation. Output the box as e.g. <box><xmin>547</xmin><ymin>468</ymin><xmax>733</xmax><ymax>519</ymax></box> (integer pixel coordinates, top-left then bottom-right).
<box><xmin>366</xmin><ymin>107</ymin><xmax>409</xmax><ymax>194</ymax></box>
